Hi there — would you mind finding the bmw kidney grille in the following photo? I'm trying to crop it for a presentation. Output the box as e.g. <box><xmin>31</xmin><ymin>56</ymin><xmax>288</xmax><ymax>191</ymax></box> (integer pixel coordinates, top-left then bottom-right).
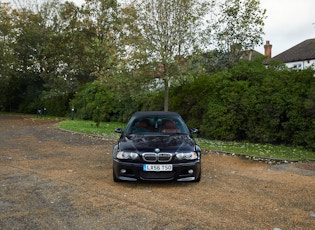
<box><xmin>142</xmin><ymin>152</ymin><xmax>172</xmax><ymax>162</ymax></box>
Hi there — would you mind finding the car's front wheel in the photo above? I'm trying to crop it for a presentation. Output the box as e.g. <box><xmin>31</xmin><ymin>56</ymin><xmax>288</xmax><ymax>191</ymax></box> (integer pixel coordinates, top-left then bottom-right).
<box><xmin>194</xmin><ymin>170</ymin><xmax>201</xmax><ymax>182</ymax></box>
<box><xmin>113</xmin><ymin>168</ymin><xmax>121</xmax><ymax>182</ymax></box>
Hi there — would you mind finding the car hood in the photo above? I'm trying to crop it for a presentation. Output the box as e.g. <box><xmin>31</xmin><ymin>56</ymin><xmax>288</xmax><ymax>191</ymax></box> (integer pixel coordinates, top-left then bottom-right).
<box><xmin>119</xmin><ymin>134</ymin><xmax>195</xmax><ymax>153</ymax></box>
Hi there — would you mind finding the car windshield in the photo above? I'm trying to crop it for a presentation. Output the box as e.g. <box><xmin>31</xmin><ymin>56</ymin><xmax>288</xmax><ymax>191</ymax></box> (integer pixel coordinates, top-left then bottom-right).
<box><xmin>125</xmin><ymin>115</ymin><xmax>189</xmax><ymax>135</ymax></box>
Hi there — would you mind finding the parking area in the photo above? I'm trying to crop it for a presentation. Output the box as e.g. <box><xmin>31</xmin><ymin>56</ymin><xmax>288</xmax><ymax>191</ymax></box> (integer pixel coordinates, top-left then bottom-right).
<box><xmin>1</xmin><ymin>114</ymin><xmax>314</xmax><ymax>229</ymax></box>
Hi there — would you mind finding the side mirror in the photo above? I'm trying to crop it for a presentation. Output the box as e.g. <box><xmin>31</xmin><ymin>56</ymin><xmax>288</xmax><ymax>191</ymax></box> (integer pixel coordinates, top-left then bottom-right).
<box><xmin>190</xmin><ymin>128</ymin><xmax>198</xmax><ymax>134</ymax></box>
<box><xmin>115</xmin><ymin>128</ymin><xmax>123</xmax><ymax>133</ymax></box>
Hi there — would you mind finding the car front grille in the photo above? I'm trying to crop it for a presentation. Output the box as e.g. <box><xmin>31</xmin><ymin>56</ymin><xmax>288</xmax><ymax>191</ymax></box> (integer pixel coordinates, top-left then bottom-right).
<box><xmin>142</xmin><ymin>152</ymin><xmax>173</xmax><ymax>162</ymax></box>
<box><xmin>142</xmin><ymin>153</ymin><xmax>157</xmax><ymax>162</ymax></box>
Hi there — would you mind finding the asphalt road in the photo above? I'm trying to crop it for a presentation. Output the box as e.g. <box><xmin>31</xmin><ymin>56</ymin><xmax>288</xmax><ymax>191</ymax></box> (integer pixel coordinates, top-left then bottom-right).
<box><xmin>1</xmin><ymin>114</ymin><xmax>315</xmax><ymax>229</ymax></box>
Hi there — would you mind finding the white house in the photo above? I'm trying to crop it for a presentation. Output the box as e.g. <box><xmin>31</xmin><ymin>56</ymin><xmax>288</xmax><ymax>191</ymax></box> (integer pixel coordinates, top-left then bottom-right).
<box><xmin>265</xmin><ymin>39</ymin><xmax>315</xmax><ymax>70</ymax></box>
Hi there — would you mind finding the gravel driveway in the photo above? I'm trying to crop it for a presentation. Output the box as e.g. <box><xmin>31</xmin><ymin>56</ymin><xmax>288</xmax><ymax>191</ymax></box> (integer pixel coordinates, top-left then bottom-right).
<box><xmin>1</xmin><ymin>114</ymin><xmax>315</xmax><ymax>229</ymax></box>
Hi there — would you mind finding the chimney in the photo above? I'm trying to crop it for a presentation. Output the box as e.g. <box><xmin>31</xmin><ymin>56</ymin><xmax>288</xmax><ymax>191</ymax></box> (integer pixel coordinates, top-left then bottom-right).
<box><xmin>264</xmin><ymin>40</ymin><xmax>272</xmax><ymax>59</ymax></box>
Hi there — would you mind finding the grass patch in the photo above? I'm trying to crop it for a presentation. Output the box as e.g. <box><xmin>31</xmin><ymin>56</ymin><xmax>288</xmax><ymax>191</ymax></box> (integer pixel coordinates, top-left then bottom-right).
<box><xmin>57</xmin><ymin>119</ymin><xmax>315</xmax><ymax>161</ymax></box>
<box><xmin>57</xmin><ymin>119</ymin><xmax>125</xmax><ymax>139</ymax></box>
<box><xmin>197</xmin><ymin>138</ymin><xmax>315</xmax><ymax>161</ymax></box>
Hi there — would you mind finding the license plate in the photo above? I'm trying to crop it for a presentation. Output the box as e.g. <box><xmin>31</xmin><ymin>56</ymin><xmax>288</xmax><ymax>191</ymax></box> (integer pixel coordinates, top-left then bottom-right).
<box><xmin>143</xmin><ymin>164</ymin><xmax>173</xmax><ymax>172</ymax></box>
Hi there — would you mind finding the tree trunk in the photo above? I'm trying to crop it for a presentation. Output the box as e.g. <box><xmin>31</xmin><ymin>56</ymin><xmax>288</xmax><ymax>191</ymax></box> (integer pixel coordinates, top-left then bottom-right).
<box><xmin>164</xmin><ymin>77</ymin><xmax>169</xmax><ymax>112</ymax></box>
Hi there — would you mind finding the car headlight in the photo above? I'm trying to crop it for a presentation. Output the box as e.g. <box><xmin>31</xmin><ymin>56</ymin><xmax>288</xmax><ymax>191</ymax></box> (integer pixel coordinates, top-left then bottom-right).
<box><xmin>176</xmin><ymin>152</ymin><xmax>198</xmax><ymax>160</ymax></box>
<box><xmin>117</xmin><ymin>151</ymin><xmax>139</xmax><ymax>160</ymax></box>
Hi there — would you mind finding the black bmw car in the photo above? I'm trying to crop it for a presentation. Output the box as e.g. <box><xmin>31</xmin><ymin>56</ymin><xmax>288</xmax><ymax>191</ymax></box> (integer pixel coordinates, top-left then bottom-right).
<box><xmin>112</xmin><ymin>111</ymin><xmax>201</xmax><ymax>182</ymax></box>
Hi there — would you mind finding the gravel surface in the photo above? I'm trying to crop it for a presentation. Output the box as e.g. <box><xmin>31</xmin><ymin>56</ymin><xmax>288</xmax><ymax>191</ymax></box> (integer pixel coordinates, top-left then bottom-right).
<box><xmin>1</xmin><ymin>114</ymin><xmax>315</xmax><ymax>229</ymax></box>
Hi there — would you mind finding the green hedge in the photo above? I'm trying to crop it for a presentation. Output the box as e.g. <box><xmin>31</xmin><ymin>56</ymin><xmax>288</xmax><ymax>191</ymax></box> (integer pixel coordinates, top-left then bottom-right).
<box><xmin>170</xmin><ymin>60</ymin><xmax>315</xmax><ymax>150</ymax></box>
<box><xmin>70</xmin><ymin>60</ymin><xmax>315</xmax><ymax>151</ymax></box>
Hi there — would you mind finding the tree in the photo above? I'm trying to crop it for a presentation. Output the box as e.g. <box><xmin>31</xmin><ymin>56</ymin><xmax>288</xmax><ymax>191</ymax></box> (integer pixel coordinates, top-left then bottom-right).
<box><xmin>122</xmin><ymin>0</ymin><xmax>211</xmax><ymax>111</ymax></box>
<box><xmin>0</xmin><ymin>2</ymin><xmax>15</xmax><ymax>110</ymax></box>
<box><xmin>38</xmin><ymin>0</ymin><xmax>121</xmax><ymax>115</ymax></box>
<box><xmin>0</xmin><ymin>2</ymin><xmax>49</xmax><ymax>112</ymax></box>
<box><xmin>210</xmin><ymin>0</ymin><xmax>266</xmax><ymax>67</ymax></box>
<box><xmin>80</xmin><ymin>0</ymin><xmax>122</xmax><ymax>79</ymax></box>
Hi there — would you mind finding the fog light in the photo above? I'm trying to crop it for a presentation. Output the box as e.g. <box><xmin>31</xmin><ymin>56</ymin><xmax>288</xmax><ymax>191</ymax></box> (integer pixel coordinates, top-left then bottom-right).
<box><xmin>120</xmin><ymin>169</ymin><xmax>127</xmax><ymax>174</ymax></box>
<box><xmin>188</xmin><ymin>169</ymin><xmax>194</xmax><ymax>174</ymax></box>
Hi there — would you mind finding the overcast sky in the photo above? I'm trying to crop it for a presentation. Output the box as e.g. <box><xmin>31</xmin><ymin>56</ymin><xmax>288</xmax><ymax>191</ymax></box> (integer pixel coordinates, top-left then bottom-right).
<box><xmin>257</xmin><ymin>0</ymin><xmax>315</xmax><ymax>56</ymax></box>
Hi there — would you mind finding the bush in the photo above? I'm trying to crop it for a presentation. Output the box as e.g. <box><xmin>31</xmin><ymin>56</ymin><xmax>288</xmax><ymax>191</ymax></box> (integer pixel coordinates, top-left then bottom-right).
<box><xmin>70</xmin><ymin>82</ymin><xmax>117</xmax><ymax>126</ymax></box>
<box><xmin>170</xmin><ymin>60</ymin><xmax>315</xmax><ymax>150</ymax></box>
<box><xmin>69</xmin><ymin>60</ymin><xmax>315</xmax><ymax>151</ymax></box>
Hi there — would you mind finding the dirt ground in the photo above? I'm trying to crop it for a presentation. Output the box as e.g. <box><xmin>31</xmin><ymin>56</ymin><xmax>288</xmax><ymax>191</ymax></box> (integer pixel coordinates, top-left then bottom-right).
<box><xmin>1</xmin><ymin>114</ymin><xmax>315</xmax><ymax>230</ymax></box>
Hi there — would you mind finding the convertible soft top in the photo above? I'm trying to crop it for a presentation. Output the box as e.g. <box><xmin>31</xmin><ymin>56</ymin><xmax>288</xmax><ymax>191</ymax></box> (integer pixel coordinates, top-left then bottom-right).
<box><xmin>131</xmin><ymin>111</ymin><xmax>181</xmax><ymax>118</ymax></box>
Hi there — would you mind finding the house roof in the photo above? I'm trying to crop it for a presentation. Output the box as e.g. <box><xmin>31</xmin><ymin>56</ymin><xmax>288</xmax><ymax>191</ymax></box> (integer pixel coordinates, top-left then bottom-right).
<box><xmin>272</xmin><ymin>38</ymin><xmax>315</xmax><ymax>63</ymax></box>
<box><xmin>240</xmin><ymin>50</ymin><xmax>263</xmax><ymax>61</ymax></box>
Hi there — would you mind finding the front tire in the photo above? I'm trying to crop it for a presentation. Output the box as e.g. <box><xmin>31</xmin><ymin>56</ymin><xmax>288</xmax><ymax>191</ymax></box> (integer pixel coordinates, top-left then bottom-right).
<box><xmin>113</xmin><ymin>168</ymin><xmax>121</xmax><ymax>182</ymax></box>
<box><xmin>194</xmin><ymin>170</ymin><xmax>201</xmax><ymax>182</ymax></box>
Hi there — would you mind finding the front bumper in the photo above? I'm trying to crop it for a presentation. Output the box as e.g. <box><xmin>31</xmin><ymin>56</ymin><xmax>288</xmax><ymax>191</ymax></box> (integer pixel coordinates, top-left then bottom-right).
<box><xmin>113</xmin><ymin>159</ymin><xmax>201</xmax><ymax>182</ymax></box>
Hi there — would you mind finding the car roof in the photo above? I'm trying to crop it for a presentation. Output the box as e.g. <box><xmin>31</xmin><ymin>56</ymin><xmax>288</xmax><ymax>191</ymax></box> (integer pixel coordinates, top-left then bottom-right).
<box><xmin>131</xmin><ymin>111</ymin><xmax>181</xmax><ymax>118</ymax></box>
